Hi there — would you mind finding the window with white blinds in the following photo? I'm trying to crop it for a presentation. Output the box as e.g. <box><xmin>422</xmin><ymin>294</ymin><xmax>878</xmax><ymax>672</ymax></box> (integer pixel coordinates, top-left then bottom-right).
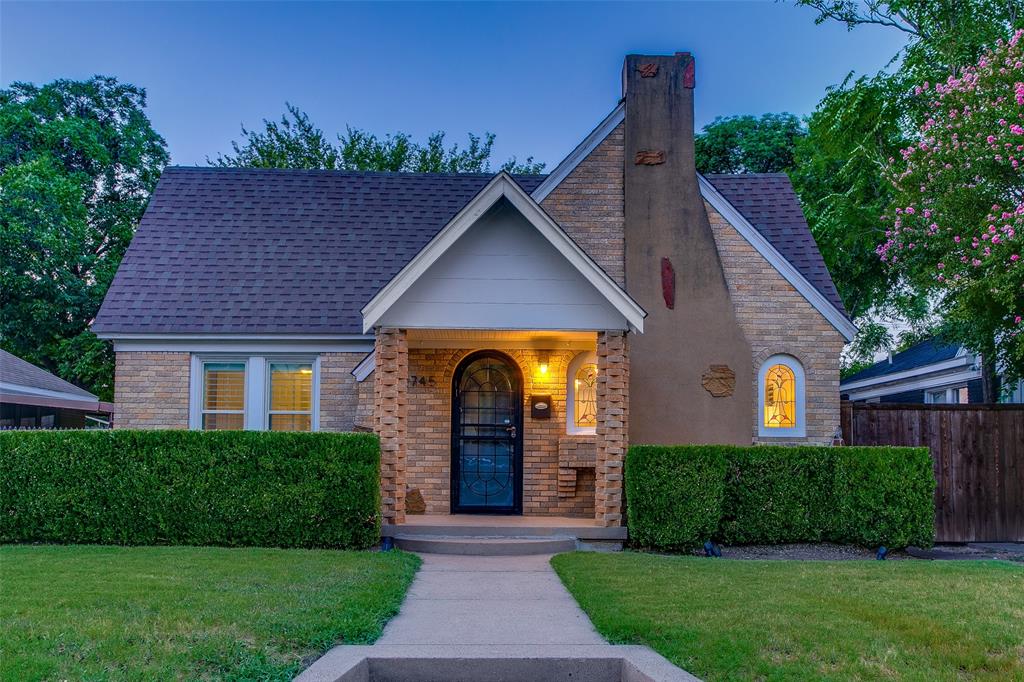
<box><xmin>268</xmin><ymin>362</ymin><xmax>313</xmax><ymax>431</ymax></box>
<box><xmin>191</xmin><ymin>355</ymin><xmax>319</xmax><ymax>431</ymax></box>
<box><xmin>202</xmin><ymin>362</ymin><xmax>246</xmax><ymax>430</ymax></box>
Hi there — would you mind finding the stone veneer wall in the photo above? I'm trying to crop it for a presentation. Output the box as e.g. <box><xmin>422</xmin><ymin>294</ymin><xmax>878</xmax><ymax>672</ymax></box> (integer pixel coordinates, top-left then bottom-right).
<box><xmin>319</xmin><ymin>352</ymin><xmax>368</xmax><ymax>432</ymax></box>
<box><xmin>706</xmin><ymin>203</ymin><xmax>845</xmax><ymax>444</ymax></box>
<box><xmin>541</xmin><ymin>123</ymin><xmax>626</xmax><ymax>287</ymax></box>
<box><xmin>113</xmin><ymin>352</ymin><xmax>190</xmax><ymax>429</ymax></box>
<box><xmin>404</xmin><ymin>346</ymin><xmax>596</xmax><ymax>517</ymax></box>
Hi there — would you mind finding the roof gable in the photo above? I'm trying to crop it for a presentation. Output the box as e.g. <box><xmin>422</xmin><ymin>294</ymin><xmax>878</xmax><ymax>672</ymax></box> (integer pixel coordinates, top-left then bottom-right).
<box><xmin>361</xmin><ymin>173</ymin><xmax>646</xmax><ymax>333</ymax></box>
<box><xmin>841</xmin><ymin>338</ymin><xmax>965</xmax><ymax>386</ymax></box>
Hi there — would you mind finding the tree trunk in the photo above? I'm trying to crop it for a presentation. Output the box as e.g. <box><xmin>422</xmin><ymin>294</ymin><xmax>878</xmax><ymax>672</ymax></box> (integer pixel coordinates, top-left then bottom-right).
<box><xmin>980</xmin><ymin>354</ymin><xmax>1000</xmax><ymax>403</ymax></box>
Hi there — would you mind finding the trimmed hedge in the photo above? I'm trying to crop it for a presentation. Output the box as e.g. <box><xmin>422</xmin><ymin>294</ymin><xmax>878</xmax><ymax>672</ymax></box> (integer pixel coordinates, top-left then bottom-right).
<box><xmin>626</xmin><ymin>445</ymin><xmax>934</xmax><ymax>551</ymax></box>
<box><xmin>0</xmin><ymin>430</ymin><xmax>381</xmax><ymax>549</ymax></box>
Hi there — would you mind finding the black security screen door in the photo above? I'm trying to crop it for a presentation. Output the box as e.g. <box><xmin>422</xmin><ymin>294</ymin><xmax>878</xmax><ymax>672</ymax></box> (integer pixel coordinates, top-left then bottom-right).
<box><xmin>451</xmin><ymin>352</ymin><xmax>523</xmax><ymax>514</ymax></box>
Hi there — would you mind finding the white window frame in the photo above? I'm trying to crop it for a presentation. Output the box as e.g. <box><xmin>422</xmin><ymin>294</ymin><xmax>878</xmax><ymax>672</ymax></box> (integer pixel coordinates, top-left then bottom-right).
<box><xmin>265</xmin><ymin>358</ymin><xmax>319</xmax><ymax>431</ymax></box>
<box><xmin>189</xmin><ymin>354</ymin><xmax>320</xmax><ymax>431</ymax></box>
<box><xmin>925</xmin><ymin>385</ymin><xmax>969</xmax><ymax>404</ymax></box>
<box><xmin>757</xmin><ymin>354</ymin><xmax>806</xmax><ymax>438</ymax></box>
<box><xmin>566</xmin><ymin>351</ymin><xmax>598</xmax><ymax>435</ymax></box>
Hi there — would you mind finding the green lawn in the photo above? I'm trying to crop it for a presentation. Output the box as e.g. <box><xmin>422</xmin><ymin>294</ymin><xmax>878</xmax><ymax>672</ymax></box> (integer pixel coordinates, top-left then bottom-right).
<box><xmin>1</xmin><ymin>545</ymin><xmax>420</xmax><ymax>681</ymax></box>
<box><xmin>552</xmin><ymin>552</ymin><xmax>1024</xmax><ymax>681</ymax></box>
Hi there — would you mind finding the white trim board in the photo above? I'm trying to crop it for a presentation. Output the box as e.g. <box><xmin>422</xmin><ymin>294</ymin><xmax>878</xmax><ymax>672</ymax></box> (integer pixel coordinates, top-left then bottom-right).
<box><xmin>361</xmin><ymin>172</ymin><xmax>646</xmax><ymax>334</ymax></box>
<box><xmin>528</xmin><ymin>105</ymin><xmax>856</xmax><ymax>342</ymax></box>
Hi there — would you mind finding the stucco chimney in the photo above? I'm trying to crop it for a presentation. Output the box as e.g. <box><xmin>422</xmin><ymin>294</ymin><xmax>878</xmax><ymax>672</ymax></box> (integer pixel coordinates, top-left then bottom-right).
<box><xmin>622</xmin><ymin>53</ymin><xmax>753</xmax><ymax>445</ymax></box>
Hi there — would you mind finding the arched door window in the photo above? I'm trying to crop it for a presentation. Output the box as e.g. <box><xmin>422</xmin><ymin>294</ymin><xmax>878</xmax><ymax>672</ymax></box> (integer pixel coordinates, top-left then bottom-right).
<box><xmin>758</xmin><ymin>355</ymin><xmax>806</xmax><ymax>437</ymax></box>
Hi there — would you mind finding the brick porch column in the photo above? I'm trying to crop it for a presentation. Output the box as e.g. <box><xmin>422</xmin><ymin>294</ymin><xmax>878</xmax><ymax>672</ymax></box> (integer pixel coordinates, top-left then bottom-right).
<box><xmin>374</xmin><ymin>327</ymin><xmax>408</xmax><ymax>525</ymax></box>
<box><xmin>595</xmin><ymin>330</ymin><xmax>629</xmax><ymax>527</ymax></box>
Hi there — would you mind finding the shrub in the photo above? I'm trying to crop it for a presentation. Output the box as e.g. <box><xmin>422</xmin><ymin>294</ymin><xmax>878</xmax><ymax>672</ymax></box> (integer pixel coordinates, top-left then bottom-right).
<box><xmin>831</xmin><ymin>446</ymin><xmax>935</xmax><ymax>548</ymax></box>
<box><xmin>626</xmin><ymin>445</ymin><xmax>934</xmax><ymax>550</ymax></box>
<box><xmin>0</xmin><ymin>430</ymin><xmax>380</xmax><ymax>549</ymax></box>
<box><xmin>718</xmin><ymin>446</ymin><xmax>836</xmax><ymax>545</ymax></box>
<box><xmin>626</xmin><ymin>445</ymin><xmax>726</xmax><ymax>551</ymax></box>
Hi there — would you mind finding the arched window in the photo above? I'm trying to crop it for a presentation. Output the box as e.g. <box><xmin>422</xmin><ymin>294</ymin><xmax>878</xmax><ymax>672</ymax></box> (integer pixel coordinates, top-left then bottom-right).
<box><xmin>758</xmin><ymin>355</ymin><xmax>806</xmax><ymax>438</ymax></box>
<box><xmin>567</xmin><ymin>351</ymin><xmax>598</xmax><ymax>434</ymax></box>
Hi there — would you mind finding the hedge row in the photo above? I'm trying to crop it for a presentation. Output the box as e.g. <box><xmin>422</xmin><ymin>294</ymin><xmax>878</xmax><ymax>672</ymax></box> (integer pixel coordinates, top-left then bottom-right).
<box><xmin>626</xmin><ymin>445</ymin><xmax>934</xmax><ymax>551</ymax></box>
<box><xmin>0</xmin><ymin>430</ymin><xmax>380</xmax><ymax>549</ymax></box>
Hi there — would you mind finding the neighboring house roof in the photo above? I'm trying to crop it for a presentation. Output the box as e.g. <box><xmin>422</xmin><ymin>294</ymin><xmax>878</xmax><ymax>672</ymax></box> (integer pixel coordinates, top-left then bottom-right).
<box><xmin>842</xmin><ymin>338</ymin><xmax>963</xmax><ymax>385</ymax></box>
<box><xmin>0</xmin><ymin>349</ymin><xmax>96</xmax><ymax>400</ymax></box>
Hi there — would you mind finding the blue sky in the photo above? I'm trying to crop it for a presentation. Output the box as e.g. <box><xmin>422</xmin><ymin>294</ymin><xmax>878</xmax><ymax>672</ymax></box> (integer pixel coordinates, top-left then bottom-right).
<box><xmin>1</xmin><ymin>1</ymin><xmax>908</xmax><ymax>169</ymax></box>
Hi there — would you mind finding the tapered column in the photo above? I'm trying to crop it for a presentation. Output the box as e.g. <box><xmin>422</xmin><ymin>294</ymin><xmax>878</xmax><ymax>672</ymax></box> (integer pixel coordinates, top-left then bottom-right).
<box><xmin>595</xmin><ymin>330</ymin><xmax>629</xmax><ymax>527</ymax></box>
<box><xmin>374</xmin><ymin>327</ymin><xmax>408</xmax><ymax>524</ymax></box>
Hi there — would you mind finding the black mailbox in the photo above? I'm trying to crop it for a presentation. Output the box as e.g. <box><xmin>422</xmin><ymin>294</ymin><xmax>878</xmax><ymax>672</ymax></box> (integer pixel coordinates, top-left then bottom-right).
<box><xmin>530</xmin><ymin>394</ymin><xmax>552</xmax><ymax>419</ymax></box>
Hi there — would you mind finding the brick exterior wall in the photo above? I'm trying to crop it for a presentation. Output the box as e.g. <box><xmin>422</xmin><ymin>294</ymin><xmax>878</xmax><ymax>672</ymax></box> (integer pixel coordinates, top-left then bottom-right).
<box><xmin>402</xmin><ymin>346</ymin><xmax>596</xmax><ymax>518</ymax></box>
<box><xmin>319</xmin><ymin>352</ymin><xmax>367</xmax><ymax>432</ymax></box>
<box><xmin>706</xmin><ymin>203</ymin><xmax>845</xmax><ymax>444</ymax></box>
<box><xmin>595</xmin><ymin>331</ymin><xmax>629</xmax><ymax>526</ymax></box>
<box><xmin>374</xmin><ymin>328</ymin><xmax>408</xmax><ymax>524</ymax></box>
<box><xmin>541</xmin><ymin>123</ymin><xmax>626</xmax><ymax>286</ymax></box>
<box><xmin>113</xmin><ymin>352</ymin><xmax>190</xmax><ymax>429</ymax></box>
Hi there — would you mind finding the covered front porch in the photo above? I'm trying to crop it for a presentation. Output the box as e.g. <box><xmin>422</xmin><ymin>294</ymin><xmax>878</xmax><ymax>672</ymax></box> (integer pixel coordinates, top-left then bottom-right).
<box><xmin>372</xmin><ymin>328</ymin><xmax>630</xmax><ymax>529</ymax></box>
<box><xmin>359</xmin><ymin>172</ymin><xmax>644</xmax><ymax>531</ymax></box>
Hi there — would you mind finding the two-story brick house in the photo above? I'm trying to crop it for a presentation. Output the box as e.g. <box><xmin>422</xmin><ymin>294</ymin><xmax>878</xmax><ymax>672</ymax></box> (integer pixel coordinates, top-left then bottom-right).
<box><xmin>93</xmin><ymin>53</ymin><xmax>855</xmax><ymax>534</ymax></box>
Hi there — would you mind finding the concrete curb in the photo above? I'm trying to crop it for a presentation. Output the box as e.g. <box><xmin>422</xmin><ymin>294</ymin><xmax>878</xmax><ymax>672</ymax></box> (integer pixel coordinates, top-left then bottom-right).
<box><xmin>295</xmin><ymin>644</ymin><xmax>700</xmax><ymax>682</ymax></box>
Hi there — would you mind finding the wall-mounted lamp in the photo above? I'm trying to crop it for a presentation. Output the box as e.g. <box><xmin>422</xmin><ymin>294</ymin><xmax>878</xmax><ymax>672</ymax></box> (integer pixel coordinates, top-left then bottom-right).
<box><xmin>537</xmin><ymin>353</ymin><xmax>550</xmax><ymax>377</ymax></box>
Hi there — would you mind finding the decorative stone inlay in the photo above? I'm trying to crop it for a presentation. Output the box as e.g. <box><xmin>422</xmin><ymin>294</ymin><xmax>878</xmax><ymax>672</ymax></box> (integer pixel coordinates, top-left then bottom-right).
<box><xmin>701</xmin><ymin>365</ymin><xmax>736</xmax><ymax>398</ymax></box>
<box><xmin>634</xmin><ymin>150</ymin><xmax>665</xmax><ymax>165</ymax></box>
<box><xmin>638</xmin><ymin>62</ymin><xmax>659</xmax><ymax>78</ymax></box>
<box><xmin>661</xmin><ymin>257</ymin><xmax>675</xmax><ymax>309</ymax></box>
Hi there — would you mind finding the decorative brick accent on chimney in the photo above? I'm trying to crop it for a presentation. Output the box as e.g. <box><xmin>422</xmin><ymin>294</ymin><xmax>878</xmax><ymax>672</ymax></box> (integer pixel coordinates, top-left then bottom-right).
<box><xmin>622</xmin><ymin>53</ymin><xmax>753</xmax><ymax>445</ymax></box>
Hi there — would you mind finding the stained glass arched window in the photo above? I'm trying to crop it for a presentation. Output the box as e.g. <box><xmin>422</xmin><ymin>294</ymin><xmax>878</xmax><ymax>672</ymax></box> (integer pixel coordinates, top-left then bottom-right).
<box><xmin>758</xmin><ymin>355</ymin><xmax>805</xmax><ymax>437</ymax></box>
<box><xmin>763</xmin><ymin>364</ymin><xmax>796</xmax><ymax>428</ymax></box>
<box><xmin>567</xmin><ymin>351</ymin><xmax>598</xmax><ymax>434</ymax></box>
<box><xmin>574</xmin><ymin>363</ymin><xmax>598</xmax><ymax>428</ymax></box>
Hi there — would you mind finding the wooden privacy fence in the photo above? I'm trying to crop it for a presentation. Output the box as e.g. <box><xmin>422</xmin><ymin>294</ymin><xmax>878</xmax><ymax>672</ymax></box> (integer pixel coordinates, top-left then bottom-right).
<box><xmin>841</xmin><ymin>402</ymin><xmax>1024</xmax><ymax>543</ymax></box>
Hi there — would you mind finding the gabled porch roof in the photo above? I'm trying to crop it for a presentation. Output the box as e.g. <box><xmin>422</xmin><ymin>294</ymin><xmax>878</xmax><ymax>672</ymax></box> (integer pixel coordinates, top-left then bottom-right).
<box><xmin>360</xmin><ymin>172</ymin><xmax>647</xmax><ymax>334</ymax></box>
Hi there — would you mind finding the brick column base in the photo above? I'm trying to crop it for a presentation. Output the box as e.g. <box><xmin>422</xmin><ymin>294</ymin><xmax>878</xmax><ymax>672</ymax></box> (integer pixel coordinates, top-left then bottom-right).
<box><xmin>595</xmin><ymin>330</ymin><xmax>629</xmax><ymax>527</ymax></box>
<box><xmin>374</xmin><ymin>328</ymin><xmax>408</xmax><ymax>524</ymax></box>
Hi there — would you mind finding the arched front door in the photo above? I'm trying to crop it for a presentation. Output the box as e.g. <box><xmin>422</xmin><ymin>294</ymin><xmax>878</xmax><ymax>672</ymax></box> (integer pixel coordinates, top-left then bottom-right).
<box><xmin>451</xmin><ymin>351</ymin><xmax>523</xmax><ymax>514</ymax></box>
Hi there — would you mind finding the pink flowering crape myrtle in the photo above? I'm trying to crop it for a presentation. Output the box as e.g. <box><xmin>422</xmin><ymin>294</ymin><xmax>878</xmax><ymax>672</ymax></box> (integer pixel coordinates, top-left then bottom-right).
<box><xmin>880</xmin><ymin>29</ymin><xmax>1024</xmax><ymax>375</ymax></box>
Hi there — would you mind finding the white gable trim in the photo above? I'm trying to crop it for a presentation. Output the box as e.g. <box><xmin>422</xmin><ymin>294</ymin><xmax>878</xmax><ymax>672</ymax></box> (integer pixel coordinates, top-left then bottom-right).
<box><xmin>361</xmin><ymin>172</ymin><xmax>646</xmax><ymax>334</ymax></box>
<box><xmin>531</xmin><ymin>103</ymin><xmax>625</xmax><ymax>203</ymax></box>
<box><xmin>0</xmin><ymin>381</ymin><xmax>97</xmax><ymax>404</ymax></box>
<box><xmin>528</xmin><ymin>105</ymin><xmax>856</xmax><ymax>342</ymax></box>
<box><xmin>698</xmin><ymin>175</ymin><xmax>857</xmax><ymax>342</ymax></box>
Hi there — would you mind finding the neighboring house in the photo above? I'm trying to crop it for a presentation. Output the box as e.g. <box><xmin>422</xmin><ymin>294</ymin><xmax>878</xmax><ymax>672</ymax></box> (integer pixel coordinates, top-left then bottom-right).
<box><xmin>0</xmin><ymin>350</ymin><xmax>114</xmax><ymax>429</ymax></box>
<box><xmin>840</xmin><ymin>337</ymin><xmax>1024</xmax><ymax>404</ymax></box>
<box><xmin>93</xmin><ymin>53</ymin><xmax>855</xmax><ymax>528</ymax></box>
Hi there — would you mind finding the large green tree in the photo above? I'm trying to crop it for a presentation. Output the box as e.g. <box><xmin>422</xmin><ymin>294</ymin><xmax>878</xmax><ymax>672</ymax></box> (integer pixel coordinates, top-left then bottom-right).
<box><xmin>0</xmin><ymin>77</ymin><xmax>168</xmax><ymax>400</ymax></box>
<box><xmin>212</xmin><ymin>104</ymin><xmax>546</xmax><ymax>174</ymax></box>
<box><xmin>790</xmin><ymin>0</ymin><xmax>1019</xmax><ymax>367</ymax></box>
<box><xmin>694</xmin><ymin>113</ymin><xmax>805</xmax><ymax>174</ymax></box>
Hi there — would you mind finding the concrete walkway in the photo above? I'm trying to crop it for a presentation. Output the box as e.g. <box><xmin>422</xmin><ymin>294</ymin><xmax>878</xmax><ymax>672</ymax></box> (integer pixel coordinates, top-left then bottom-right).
<box><xmin>296</xmin><ymin>552</ymin><xmax>699</xmax><ymax>681</ymax></box>
<box><xmin>378</xmin><ymin>553</ymin><xmax>605</xmax><ymax>646</ymax></box>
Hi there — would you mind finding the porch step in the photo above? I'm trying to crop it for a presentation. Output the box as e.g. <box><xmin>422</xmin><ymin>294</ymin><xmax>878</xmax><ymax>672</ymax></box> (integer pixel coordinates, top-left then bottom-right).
<box><xmin>392</xmin><ymin>534</ymin><xmax>577</xmax><ymax>556</ymax></box>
